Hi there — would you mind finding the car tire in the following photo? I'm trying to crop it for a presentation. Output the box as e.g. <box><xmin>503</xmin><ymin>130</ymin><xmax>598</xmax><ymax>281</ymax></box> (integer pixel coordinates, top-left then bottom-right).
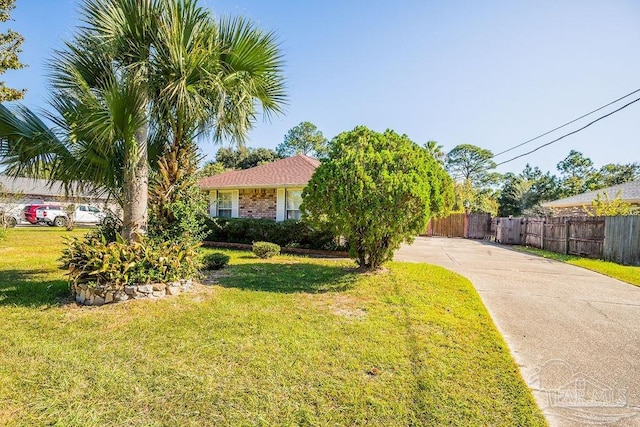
<box><xmin>53</xmin><ymin>216</ymin><xmax>67</xmax><ymax>227</ymax></box>
<box><xmin>8</xmin><ymin>217</ymin><xmax>17</xmax><ymax>228</ymax></box>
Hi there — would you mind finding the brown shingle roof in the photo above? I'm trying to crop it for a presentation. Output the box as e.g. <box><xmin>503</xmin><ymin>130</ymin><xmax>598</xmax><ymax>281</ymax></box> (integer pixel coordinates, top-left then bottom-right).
<box><xmin>198</xmin><ymin>154</ymin><xmax>320</xmax><ymax>189</ymax></box>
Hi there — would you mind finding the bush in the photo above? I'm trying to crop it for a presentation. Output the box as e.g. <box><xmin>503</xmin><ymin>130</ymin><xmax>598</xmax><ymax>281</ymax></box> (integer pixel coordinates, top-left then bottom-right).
<box><xmin>302</xmin><ymin>126</ymin><xmax>454</xmax><ymax>269</ymax></box>
<box><xmin>203</xmin><ymin>217</ymin><xmax>344</xmax><ymax>251</ymax></box>
<box><xmin>202</xmin><ymin>252</ymin><xmax>230</xmax><ymax>270</ymax></box>
<box><xmin>252</xmin><ymin>241</ymin><xmax>280</xmax><ymax>259</ymax></box>
<box><xmin>60</xmin><ymin>232</ymin><xmax>201</xmax><ymax>289</ymax></box>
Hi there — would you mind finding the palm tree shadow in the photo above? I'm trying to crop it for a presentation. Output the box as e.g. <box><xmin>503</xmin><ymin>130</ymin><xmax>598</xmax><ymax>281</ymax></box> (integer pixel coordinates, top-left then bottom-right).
<box><xmin>217</xmin><ymin>262</ymin><xmax>358</xmax><ymax>293</ymax></box>
<box><xmin>0</xmin><ymin>269</ymin><xmax>70</xmax><ymax>307</ymax></box>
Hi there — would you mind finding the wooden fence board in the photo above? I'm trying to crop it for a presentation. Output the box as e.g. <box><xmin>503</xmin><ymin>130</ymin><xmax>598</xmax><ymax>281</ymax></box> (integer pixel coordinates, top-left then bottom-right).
<box><xmin>567</xmin><ymin>217</ymin><xmax>604</xmax><ymax>258</ymax></box>
<box><xmin>425</xmin><ymin>213</ymin><xmax>465</xmax><ymax>237</ymax></box>
<box><xmin>524</xmin><ymin>218</ymin><xmax>544</xmax><ymax>248</ymax></box>
<box><xmin>495</xmin><ymin>217</ymin><xmax>524</xmax><ymax>244</ymax></box>
<box><xmin>468</xmin><ymin>213</ymin><xmax>492</xmax><ymax>239</ymax></box>
<box><xmin>604</xmin><ymin>216</ymin><xmax>640</xmax><ymax>265</ymax></box>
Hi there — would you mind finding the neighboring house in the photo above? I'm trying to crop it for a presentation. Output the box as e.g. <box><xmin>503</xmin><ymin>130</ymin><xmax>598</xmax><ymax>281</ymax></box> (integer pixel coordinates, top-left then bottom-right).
<box><xmin>541</xmin><ymin>179</ymin><xmax>640</xmax><ymax>216</ymax></box>
<box><xmin>0</xmin><ymin>175</ymin><xmax>110</xmax><ymax>205</ymax></box>
<box><xmin>198</xmin><ymin>154</ymin><xmax>320</xmax><ymax>221</ymax></box>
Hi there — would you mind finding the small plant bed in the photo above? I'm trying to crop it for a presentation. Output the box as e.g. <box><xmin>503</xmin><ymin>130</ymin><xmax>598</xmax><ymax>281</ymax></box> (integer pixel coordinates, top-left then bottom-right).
<box><xmin>515</xmin><ymin>246</ymin><xmax>640</xmax><ymax>287</ymax></box>
<box><xmin>0</xmin><ymin>229</ymin><xmax>545</xmax><ymax>426</ymax></box>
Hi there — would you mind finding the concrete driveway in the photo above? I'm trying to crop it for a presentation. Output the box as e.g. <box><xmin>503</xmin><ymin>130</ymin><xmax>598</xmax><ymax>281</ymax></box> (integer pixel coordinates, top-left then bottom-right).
<box><xmin>395</xmin><ymin>237</ymin><xmax>640</xmax><ymax>427</ymax></box>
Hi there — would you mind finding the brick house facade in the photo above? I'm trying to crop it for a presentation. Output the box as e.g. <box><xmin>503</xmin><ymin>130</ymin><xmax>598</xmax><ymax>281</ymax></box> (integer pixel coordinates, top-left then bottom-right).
<box><xmin>198</xmin><ymin>155</ymin><xmax>319</xmax><ymax>221</ymax></box>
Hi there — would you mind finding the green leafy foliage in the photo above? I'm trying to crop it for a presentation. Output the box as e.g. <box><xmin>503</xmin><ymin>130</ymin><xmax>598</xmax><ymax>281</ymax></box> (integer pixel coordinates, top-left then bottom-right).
<box><xmin>203</xmin><ymin>217</ymin><xmax>344</xmax><ymax>251</ymax></box>
<box><xmin>0</xmin><ymin>0</ymin><xmax>26</xmax><ymax>101</ymax></box>
<box><xmin>252</xmin><ymin>241</ymin><xmax>280</xmax><ymax>258</ymax></box>
<box><xmin>60</xmin><ymin>232</ymin><xmax>201</xmax><ymax>289</ymax></box>
<box><xmin>445</xmin><ymin>144</ymin><xmax>499</xmax><ymax>188</ymax></box>
<box><xmin>302</xmin><ymin>126</ymin><xmax>454</xmax><ymax>269</ymax></box>
<box><xmin>213</xmin><ymin>146</ymin><xmax>283</xmax><ymax>170</ymax></box>
<box><xmin>201</xmin><ymin>252</ymin><xmax>230</xmax><ymax>270</ymax></box>
<box><xmin>276</xmin><ymin>121</ymin><xmax>329</xmax><ymax>159</ymax></box>
<box><xmin>586</xmin><ymin>191</ymin><xmax>635</xmax><ymax>216</ymax></box>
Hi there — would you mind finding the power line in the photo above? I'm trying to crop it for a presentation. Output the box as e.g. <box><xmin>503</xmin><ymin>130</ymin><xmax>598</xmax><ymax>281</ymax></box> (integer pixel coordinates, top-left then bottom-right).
<box><xmin>495</xmin><ymin>96</ymin><xmax>640</xmax><ymax>166</ymax></box>
<box><xmin>492</xmin><ymin>87</ymin><xmax>640</xmax><ymax>158</ymax></box>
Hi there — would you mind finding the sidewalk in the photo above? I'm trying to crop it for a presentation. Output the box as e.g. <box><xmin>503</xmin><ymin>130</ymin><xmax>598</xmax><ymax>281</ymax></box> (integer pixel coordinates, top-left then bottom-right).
<box><xmin>395</xmin><ymin>237</ymin><xmax>640</xmax><ymax>427</ymax></box>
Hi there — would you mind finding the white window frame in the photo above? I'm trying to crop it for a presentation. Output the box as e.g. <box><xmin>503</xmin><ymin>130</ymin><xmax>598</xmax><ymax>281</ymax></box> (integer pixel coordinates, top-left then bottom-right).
<box><xmin>217</xmin><ymin>191</ymin><xmax>233</xmax><ymax>218</ymax></box>
<box><xmin>286</xmin><ymin>189</ymin><xmax>303</xmax><ymax>220</ymax></box>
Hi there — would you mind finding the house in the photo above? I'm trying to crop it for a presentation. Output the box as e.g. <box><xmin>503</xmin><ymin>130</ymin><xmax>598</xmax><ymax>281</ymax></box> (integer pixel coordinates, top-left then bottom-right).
<box><xmin>541</xmin><ymin>180</ymin><xmax>640</xmax><ymax>215</ymax></box>
<box><xmin>0</xmin><ymin>174</ymin><xmax>110</xmax><ymax>205</ymax></box>
<box><xmin>198</xmin><ymin>154</ymin><xmax>320</xmax><ymax>221</ymax></box>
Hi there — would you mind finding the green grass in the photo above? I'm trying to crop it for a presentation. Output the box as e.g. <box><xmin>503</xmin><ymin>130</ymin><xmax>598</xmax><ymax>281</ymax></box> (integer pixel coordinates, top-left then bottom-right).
<box><xmin>516</xmin><ymin>246</ymin><xmax>640</xmax><ymax>287</ymax></box>
<box><xmin>0</xmin><ymin>228</ymin><xmax>546</xmax><ymax>426</ymax></box>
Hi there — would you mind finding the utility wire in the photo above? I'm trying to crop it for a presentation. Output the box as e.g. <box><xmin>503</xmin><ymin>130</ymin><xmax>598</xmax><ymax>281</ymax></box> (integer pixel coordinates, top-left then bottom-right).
<box><xmin>495</xmin><ymin>96</ymin><xmax>640</xmax><ymax>166</ymax></box>
<box><xmin>492</xmin><ymin>87</ymin><xmax>640</xmax><ymax>158</ymax></box>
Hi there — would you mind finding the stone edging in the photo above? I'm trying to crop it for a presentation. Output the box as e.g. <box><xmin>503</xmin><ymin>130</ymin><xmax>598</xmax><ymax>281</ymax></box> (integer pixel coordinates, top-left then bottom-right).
<box><xmin>201</xmin><ymin>241</ymin><xmax>349</xmax><ymax>258</ymax></box>
<box><xmin>73</xmin><ymin>279</ymin><xmax>194</xmax><ymax>306</ymax></box>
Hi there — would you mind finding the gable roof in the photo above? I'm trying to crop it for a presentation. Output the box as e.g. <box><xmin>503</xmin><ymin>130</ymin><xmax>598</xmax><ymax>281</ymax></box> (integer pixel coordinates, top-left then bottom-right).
<box><xmin>541</xmin><ymin>179</ymin><xmax>640</xmax><ymax>208</ymax></box>
<box><xmin>198</xmin><ymin>154</ymin><xmax>321</xmax><ymax>190</ymax></box>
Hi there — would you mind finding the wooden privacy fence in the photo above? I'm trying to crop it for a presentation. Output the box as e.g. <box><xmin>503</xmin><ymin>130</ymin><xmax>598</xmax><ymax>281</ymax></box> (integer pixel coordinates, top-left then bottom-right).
<box><xmin>424</xmin><ymin>213</ymin><xmax>492</xmax><ymax>238</ymax></box>
<box><xmin>494</xmin><ymin>215</ymin><xmax>640</xmax><ymax>265</ymax></box>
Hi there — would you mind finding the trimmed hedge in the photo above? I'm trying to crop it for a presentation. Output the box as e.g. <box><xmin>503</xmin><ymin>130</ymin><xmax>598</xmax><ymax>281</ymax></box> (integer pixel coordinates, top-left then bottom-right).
<box><xmin>252</xmin><ymin>241</ymin><xmax>281</xmax><ymax>258</ymax></box>
<box><xmin>203</xmin><ymin>217</ymin><xmax>344</xmax><ymax>251</ymax></box>
<box><xmin>202</xmin><ymin>252</ymin><xmax>230</xmax><ymax>270</ymax></box>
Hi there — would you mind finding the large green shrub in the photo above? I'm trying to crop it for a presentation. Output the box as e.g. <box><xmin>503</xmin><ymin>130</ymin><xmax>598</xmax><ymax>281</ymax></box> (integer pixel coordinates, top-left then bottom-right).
<box><xmin>302</xmin><ymin>126</ymin><xmax>454</xmax><ymax>269</ymax></box>
<box><xmin>252</xmin><ymin>241</ymin><xmax>280</xmax><ymax>258</ymax></box>
<box><xmin>203</xmin><ymin>217</ymin><xmax>343</xmax><ymax>251</ymax></box>
<box><xmin>60</xmin><ymin>232</ymin><xmax>201</xmax><ymax>289</ymax></box>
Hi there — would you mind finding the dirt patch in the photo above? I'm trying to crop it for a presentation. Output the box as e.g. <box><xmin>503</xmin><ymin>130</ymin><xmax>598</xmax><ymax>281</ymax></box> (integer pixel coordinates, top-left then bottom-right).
<box><xmin>326</xmin><ymin>294</ymin><xmax>368</xmax><ymax>320</ymax></box>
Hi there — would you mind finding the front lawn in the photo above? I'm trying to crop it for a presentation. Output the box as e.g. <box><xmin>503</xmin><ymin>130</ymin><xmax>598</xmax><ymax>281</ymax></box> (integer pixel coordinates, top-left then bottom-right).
<box><xmin>0</xmin><ymin>228</ymin><xmax>546</xmax><ymax>426</ymax></box>
<box><xmin>516</xmin><ymin>246</ymin><xmax>640</xmax><ymax>287</ymax></box>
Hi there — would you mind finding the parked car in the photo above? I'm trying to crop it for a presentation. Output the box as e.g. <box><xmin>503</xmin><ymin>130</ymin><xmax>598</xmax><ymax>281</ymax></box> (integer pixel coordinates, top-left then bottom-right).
<box><xmin>35</xmin><ymin>204</ymin><xmax>107</xmax><ymax>227</ymax></box>
<box><xmin>23</xmin><ymin>204</ymin><xmax>61</xmax><ymax>225</ymax></box>
<box><xmin>0</xmin><ymin>208</ymin><xmax>20</xmax><ymax>227</ymax></box>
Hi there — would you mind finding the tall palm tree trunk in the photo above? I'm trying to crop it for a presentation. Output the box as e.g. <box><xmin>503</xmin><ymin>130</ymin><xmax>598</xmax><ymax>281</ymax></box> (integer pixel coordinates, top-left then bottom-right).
<box><xmin>122</xmin><ymin>124</ymin><xmax>149</xmax><ymax>241</ymax></box>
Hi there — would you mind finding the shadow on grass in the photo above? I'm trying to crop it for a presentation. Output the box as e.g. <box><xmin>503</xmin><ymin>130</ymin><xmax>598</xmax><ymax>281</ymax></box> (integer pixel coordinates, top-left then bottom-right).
<box><xmin>218</xmin><ymin>262</ymin><xmax>358</xmax><ymax>293</ymax></box>
<box><xmin>0</xmin><ymin>269</ymin><xmax>69</xmax><ymax>307</ymax></box>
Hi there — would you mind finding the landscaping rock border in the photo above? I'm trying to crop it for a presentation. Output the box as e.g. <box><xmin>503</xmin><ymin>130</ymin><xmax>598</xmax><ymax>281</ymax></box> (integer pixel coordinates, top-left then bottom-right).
<box><xmin>73</xmin><ymin>280</ymin><xmax>194</xmax><ymax>306</ymax></box>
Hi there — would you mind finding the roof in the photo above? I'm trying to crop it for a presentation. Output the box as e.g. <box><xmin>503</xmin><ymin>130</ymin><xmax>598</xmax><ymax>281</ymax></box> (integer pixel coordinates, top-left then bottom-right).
<box><xmin>0</xmin><ymin>175</ymin><xmax>107</xmax><ymax>199</ymax></box>
<box><xmin>198</xmin><ymin>154</ymin><xmax>321</xmax><ymax>190</ymax></box>
<box><xmin>541</xmin><ymin>179</ymin><xmax>640</xmax><ymax>208</ymax></box>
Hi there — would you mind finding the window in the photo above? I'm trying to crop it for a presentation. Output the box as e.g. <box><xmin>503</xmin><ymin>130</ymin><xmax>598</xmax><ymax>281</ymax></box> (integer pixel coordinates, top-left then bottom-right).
<box><xmin>217</xmin><ymin>192</ymin><xmax>232</xmax><ymax>217</ymax></box>
<box><xmin>286</xmin><ymin>189</ymin><xmax>303</xmax><ymax>220</ymax></box>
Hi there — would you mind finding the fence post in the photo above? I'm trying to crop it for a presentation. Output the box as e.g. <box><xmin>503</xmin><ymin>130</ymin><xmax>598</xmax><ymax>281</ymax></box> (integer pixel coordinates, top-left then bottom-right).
<box><xmin>565</xmin><ymin>218</ymin><xmax>571</xmax><ymax>255</ymax></box>
<box><xmin>541</xmin><ymin>219</ymin><xmax>545</xmax><ymax>250</ymax></box>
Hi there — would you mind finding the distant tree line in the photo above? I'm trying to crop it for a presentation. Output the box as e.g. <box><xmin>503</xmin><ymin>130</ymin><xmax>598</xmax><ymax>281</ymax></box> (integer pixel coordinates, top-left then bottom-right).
<box><xmin>424</xmin><ymin>142</ymin><xmax>640</xmax><ymax>217</ymax></box>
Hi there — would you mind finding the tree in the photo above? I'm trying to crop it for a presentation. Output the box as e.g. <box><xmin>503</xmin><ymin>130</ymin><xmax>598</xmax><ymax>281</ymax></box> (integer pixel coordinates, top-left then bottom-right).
<box><xmin>596</xmin><ymin>163</ymin><xmax>640</xmax><ymax>187</ymax></box>
<box><xmin>556</xmin><ymin>150</ymin><xmax>597</xmax><ymax>197</ymax></box>
<box><xmin>424</xmin><ymin>140</ymin><xmax>446</xmax><ymax>164</ymax></box>
<box><xmin>0</xmin><ymin>0</ymin><xmax>286</xmax><ymax>242</ymax></box>
<box><xmin>0</xmin><ymin>0</ymin><xmax>25</xmax><ymax>102</ymax></box>
<box><xmin>198</xmin><ymin>160</ymin><xmax>227</xmax><ymax>178</ymax></box>
<box><xmin>497</xmin><ymin>164</ymin><xmax>562</xmax><ymax>217</ymax></box>
<box><xmin>214</xmin><ymin>146</ymin><xmax>282</xmax><ymax>170</ymax></box>
<box><xmin>445</xmin><ymin>144</ymin><xmax>498</xmax><ymax>188</ymax></box>
<box><xmin>302</xmin><ymin>126</ymin><xmax>454</xmax><ymax>269</ymax></box>
<box><xmin>276</xmin><ymin>121</ymin><xmax>328</xmax><ymax>159</ymax></box>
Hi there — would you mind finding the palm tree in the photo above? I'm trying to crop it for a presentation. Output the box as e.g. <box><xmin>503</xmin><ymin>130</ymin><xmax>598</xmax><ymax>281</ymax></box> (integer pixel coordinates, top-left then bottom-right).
<box><xmin>0</xmin><ymin>0</ymin><xmax>285</xmax><ymax>242</ymax></box>
<box><xmin>424</xmin><ymin>140</ymin><xmax>446</xmax><ymax>164</ymax></box>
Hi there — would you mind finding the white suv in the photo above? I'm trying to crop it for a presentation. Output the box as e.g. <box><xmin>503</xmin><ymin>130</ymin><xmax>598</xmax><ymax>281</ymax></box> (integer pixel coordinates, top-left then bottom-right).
<box><xmin>36</xmin><ymin>204</ymin><xmax>107</xmax><ymax>227</ymax></box>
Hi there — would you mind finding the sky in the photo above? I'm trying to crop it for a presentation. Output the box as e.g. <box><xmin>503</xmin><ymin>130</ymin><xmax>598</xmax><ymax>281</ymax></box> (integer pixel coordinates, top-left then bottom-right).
<box><xmin>6</xmin><ymin>0</ymin><xmax>640</xmax><ymax>175</ymax></box>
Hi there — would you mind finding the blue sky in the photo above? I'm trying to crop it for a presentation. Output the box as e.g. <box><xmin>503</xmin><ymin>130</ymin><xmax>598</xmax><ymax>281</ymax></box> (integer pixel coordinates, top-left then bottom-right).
<box><xmin>7</xmin><ymin>0</ymin><xmax>640</xmax><ymax>175</ymax></box>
